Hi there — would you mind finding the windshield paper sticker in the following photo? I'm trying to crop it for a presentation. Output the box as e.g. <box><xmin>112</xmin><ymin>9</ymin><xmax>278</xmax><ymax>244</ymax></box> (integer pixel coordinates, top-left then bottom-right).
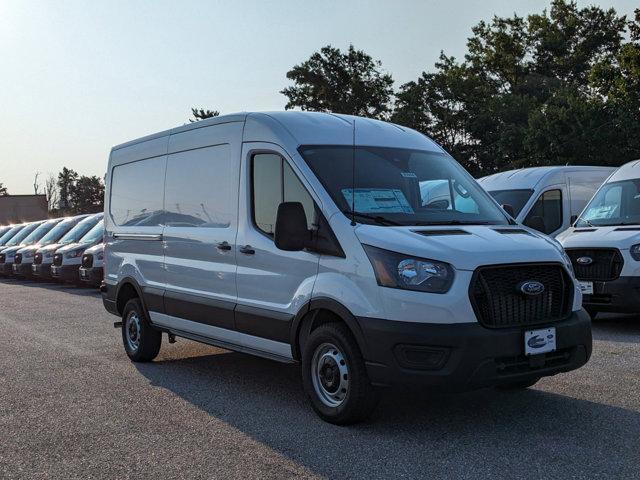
<box><xmin>341</xmin><ymin>188</ymin><xmax>414</xmax><ymax>213</ymax></box>
<box><xmin>584</xmin><ymin>205</ymin><xmax>617</xmax><ymax>220</ymax></box>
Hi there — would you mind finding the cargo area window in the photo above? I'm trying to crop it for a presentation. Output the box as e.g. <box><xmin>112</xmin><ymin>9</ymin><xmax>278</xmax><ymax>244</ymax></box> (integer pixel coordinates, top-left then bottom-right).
<box><xmin>252</xmin><ymin>153</ymin><xmax>315</xmax><ymax>236</ymax></box>
<box><xmin>524</xmin><ymin>189</ymin><xmax>563</xmax><ymax>234</ymax></box>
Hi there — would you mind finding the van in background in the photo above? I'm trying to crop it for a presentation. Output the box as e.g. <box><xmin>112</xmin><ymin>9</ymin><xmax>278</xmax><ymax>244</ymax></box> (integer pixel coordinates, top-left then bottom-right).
<box><xmin>478</xmin><ymin>166</ymin><xmax>614</xmax><ymax>236</ymax></box>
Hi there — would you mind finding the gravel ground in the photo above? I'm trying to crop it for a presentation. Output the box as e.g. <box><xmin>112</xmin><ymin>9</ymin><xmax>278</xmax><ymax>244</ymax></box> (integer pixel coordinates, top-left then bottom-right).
<box><xmin>0</xmin><ymin>278</ymin><xmax>639</xmax><ymax>480</ymax></box>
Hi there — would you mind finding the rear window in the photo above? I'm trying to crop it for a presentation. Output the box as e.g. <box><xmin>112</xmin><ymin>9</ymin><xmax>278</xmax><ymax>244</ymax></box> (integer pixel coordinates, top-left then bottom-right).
<box><xmin>110</xmin><ymin>157</ymin><xmax>166</xmax><ymax>226</ymax></box>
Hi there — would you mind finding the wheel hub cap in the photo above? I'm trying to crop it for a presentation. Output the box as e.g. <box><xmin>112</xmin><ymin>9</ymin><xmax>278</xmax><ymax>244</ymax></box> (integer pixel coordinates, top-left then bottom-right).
<box><xmin>311</xmin><ymin>342</ymin><xmax>349</xmax><ymax>408</ymax></box>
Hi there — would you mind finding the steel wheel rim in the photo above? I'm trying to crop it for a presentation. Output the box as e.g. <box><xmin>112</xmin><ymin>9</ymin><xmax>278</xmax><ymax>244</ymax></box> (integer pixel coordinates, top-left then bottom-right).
<box><xmin>311</xmin><ymin>342</ymin><xmax>349</xmax><ymax>408</ymax></box>
<box><xmin>125</xmin><ymin>312</ymin><xmax>141</xmax><ymax>352</ymax></box>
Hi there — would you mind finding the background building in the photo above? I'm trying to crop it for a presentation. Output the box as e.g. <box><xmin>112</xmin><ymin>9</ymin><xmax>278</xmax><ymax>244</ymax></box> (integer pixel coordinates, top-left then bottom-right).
<box><xmin>0</xmin><ymin>195</ymin><xmax>48</xmax><ymax>224</ymax></box>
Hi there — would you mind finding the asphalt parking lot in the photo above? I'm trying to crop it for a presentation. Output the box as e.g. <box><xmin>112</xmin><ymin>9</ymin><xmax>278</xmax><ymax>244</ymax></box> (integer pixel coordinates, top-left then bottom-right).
<box><xmin>0</xmin><ymin>278</ymin><xmax>639</xmax><ymax>480</ymax></box>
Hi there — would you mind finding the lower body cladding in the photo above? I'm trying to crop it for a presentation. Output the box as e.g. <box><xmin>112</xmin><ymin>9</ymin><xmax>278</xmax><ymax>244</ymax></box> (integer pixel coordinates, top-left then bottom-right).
<box><xmin>579</xmin><ymin>276</ymin><xmax>640</xmax><ymax>314</ymax></box>
<box><xmin>51</xmin><ymin>264</ymin><xmax>80</xmax><ymax>283</ymax></box>
<box><xmin>79</xmin><ymin>266</ymin><xmax>103</xmax><ymax>287</ymax></box>
<box><xmin>31</xmin><ymin>263</ymin><xmax>53</xmax><ymax>279</ymax></box>
<box><xmin>12</xmin><ymin>262</ymin><xmax>34</xmax><ymax>278</ymax></box>
<box><xmin>359</xmin><ymin>310</ymin><xmax>592</xmax><ymax>390</ymax></box>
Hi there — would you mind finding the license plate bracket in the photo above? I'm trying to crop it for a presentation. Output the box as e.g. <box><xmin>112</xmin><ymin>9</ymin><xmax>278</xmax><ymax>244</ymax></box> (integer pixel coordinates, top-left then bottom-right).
<box><xmin>579</xmin><ymin>281</ymin><xmax>594</xmax><ymax>295</ymax></box>
<box><xmin>524</xmin><ymin>327</ymin><xmax>556</xmax><ymax>356</ymax></box>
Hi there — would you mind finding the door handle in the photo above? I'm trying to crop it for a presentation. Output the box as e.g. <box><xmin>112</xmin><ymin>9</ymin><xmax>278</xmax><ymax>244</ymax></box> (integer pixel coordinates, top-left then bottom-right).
<box><xmin>217</xmin><ymin>241</ymin><xmax>232</xmax><ymax>251</ymax></box>
<box><xmin>239</xmin><ymin>245</ymin><xmax>255</xmax><ymax>255</ymax></box>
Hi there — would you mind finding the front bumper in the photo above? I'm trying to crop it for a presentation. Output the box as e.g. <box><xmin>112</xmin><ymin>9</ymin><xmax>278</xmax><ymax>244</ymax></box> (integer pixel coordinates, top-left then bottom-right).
<box><xmin>12</xmin><ymin>262</ymin><xmax>34</xmax><ymax>277</ymax></box>
<box><xmin>580</xmin><ymin>276</ymin><xmax>640</xmax><ymax>313</ymax></box>
<box><xmin>79</xmin><ymin>266</ymin><xmax>103</xmax><ymax>286</ymax></box>
<box><xmin>358</xmin><ymin>309</ymin><xmax>592</xmax><ymax>390</ymax></box>
<box><xmin>51</xmin><ymin>264</ymin><xmax>79</xmax><ymax>282</ymax></box>
<box><xmin>0</xmin><ymin>262</ymin><xmax>14</xmax><ymax>276</ymax></box>
<box><xmin>31</xmin><ymin>263</ymin><xmax>53</xmax><ymax>279</ymax></box>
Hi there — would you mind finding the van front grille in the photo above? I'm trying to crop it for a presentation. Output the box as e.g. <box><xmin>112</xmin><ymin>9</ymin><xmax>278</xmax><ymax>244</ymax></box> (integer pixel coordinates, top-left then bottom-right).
<box><xmin>470</xmin><ymin>263</ymin><xmax>572</xmax><ymax>329</ymax></box>
<box><xmin>33</xmin><ymin>253</ymin><xmax>43</xmax><ymax>265</ymax></box>
<box><xmin>565</xmin><ymin>248</ymin><xmax>623</xmax><ymax>281</ymax></box>
<box><xmin>14</xmin><ymin>253</ymin><xmax>22</xmax><ymax>264</ymax></box>
<box><xmin>53</xmin><ymin>253</ymin><xmax>63</xmax><ymax>266</ymax></box>
<box><xmin>81</xmin><ymin>254</ymin><xmax>93</xmax><ymax>268</ymax></box>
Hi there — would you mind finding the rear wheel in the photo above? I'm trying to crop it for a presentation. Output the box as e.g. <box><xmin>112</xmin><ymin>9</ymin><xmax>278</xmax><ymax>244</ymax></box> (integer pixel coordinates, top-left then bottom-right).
<box><xmin>121</xmin><ymin>298</ymin><xmax>161</xmax><ymax>362</ymax></box>
<box><xmin>302</xmin><ymin>323</ymin><xmax>378</xmax><ymax>425</ymax></box>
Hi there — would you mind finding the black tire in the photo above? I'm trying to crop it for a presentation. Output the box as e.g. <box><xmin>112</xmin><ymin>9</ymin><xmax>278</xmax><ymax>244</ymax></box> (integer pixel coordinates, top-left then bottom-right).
<box><xmin>301</xmin><ymin>322</ymin><xmax>378</xmax><ymax>425</ymax></box>
<box><xmin>584</xmin><ymin>306</ymin><xmax>598</xmax><ymax>321</ymax></box>
<box><xmin>121</xmin><ymin>298</ymin><xmax>161</xmax><ymax>362</ymax></box>
<box><xmin>496</xmin><ymin>377</ymin><xmax>540</xmax><ymax>390</ymax></box>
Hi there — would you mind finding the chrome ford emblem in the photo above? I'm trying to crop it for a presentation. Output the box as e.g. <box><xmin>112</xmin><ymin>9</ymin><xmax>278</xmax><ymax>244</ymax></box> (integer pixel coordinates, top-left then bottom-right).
<box><xmin>518</xmin><ymin>280</ymin><xmax>545</xmax><ymax>296</ymax></box>
<box><xmin>577</xmin><ymin>256</ymin><xmax>593</xmax><ymax>265</ymax></box>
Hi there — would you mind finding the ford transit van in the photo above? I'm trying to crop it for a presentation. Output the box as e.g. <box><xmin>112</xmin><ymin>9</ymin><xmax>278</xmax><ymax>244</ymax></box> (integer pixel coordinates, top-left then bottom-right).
<box><xmin>51</xmin><ymin>216</ymin><xmax>104</xmax><ymax>283</ymax></box>
<box><xmin>0</xmin><ymin>221</ymin><xmax>45</xmax><ymax>276</ymax></box>
<box><xmin>102</xmin><ymin>112</ymin><xmax>591</xmax><ymax>424</ymax></box>
<box><xmin>0</xmin><ymin>224</ymin><xmax>27</xmax><ymax>249</ymax></box>
<box><xmin>558</xmin><ymin>160</ymin><xmax>640</xmax><ymax>318</ymax></box>
<box><xmin>13</xmin><ymin>218</ymin><xmax>64</xmax><ymax>278</ymax></box>
<box><xmin>79</xmin><ymin>242</ymin><xmax>104</xmax><ymax>287</ymax></box>
<box><xmin>478</xmin><ymin>166</ymin><xmax>614</xmax><ymax>236</ymax></box>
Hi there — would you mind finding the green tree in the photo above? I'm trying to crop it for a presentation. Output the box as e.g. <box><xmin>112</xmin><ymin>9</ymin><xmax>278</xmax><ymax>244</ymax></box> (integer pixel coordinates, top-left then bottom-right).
<box><xmin>0</xmin><ymin>183</ymin><xmax>7</xmax><ymax>196</ymax></box>
<box><xmin>392</xmin><ymin>1</ymin><xmax>639</xmax><ymax>175</ymax></box>
<box><xmin>69</xmin><ymin>175</ymin><xmax>104</xmax><ymax>214</ymax></box>
<box><xmin>281</xmin><ymin>45</ymin><xmax>394</xmax><ymax>119</ymax></box>
<box><xmin>57</xmin><ymin>167</ymin><xmax>78</xmax><ymax>211</ymax></box>
<box><xmin>189</xmin><ymin>108</ymin><xmax>220</xmax><ymax>123</ymax></box>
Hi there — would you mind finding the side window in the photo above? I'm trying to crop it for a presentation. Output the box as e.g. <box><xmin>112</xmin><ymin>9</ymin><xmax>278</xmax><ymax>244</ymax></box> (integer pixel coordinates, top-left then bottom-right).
<box><xmin>524</xmin><ymin>189</ymin><xmax>563</xmax><ymax>234</ymax></box>
<box><xmin>110</xmin><ymin>157</ymin><xmax>165</xmax><ymax>226</ymax></box>
<box><xmin>252</xmin><ymin>153</ymin><xmax>315</xmax><ymax>236</ymax></box>
<box><xmin>165</xmin><ymin>144</ymin><xmax>232</xmax><ymax>228</ymax></box>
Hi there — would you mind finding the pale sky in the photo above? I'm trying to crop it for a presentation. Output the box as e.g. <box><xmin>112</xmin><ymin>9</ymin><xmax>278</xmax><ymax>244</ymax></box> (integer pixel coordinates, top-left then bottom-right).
<box><xmin>0</xmin><ymin>0</ymin><xmax>637</xmax><ymax>194</ymax></box>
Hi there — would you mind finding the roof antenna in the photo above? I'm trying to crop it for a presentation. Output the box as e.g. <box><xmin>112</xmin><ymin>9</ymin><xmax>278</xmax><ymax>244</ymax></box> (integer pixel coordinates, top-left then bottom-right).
<box><xmin>351</xmin><ymin>118</ymin><xmax>357</xmax><ymax>226</ymax></box>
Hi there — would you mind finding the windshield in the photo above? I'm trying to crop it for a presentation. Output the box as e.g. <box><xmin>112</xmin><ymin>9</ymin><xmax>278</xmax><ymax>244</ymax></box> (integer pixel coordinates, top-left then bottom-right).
<box><xmin>39</xmin><ymin>218</ymin><xmax>78</xmax><ymax>245</ymax></box>
<box><xmin>300</xmin><ymin>146</ymin><xmax>509</xmax><ymax>226</ymax></box>
<box><xmin>20</xmin><ymin>220</ymin><xmax>58</xmax><ymax>246</ymax></box>
<box><xmin>0</xmin><ymin>225</ymin><xmax>23</xmax><ymax>245</ymax></box>
<box><xmin>488</xmin><ymin>189</ymin><xmax>533</xmax><ymax>217</ymax></box>
<box><xmin>79</xmin><ymin>220</ymin><xmax>104</xmax><ymax>244</ymax></box>
<box><xmin>6</xmin><ymin>222</ymin><xmax>41</xmax><ymax>246</ymax></box>
<box><xmin>59</xmin><ymin>216</ymin><xmax>99</xmax><ymax>244</ymax></box>
<box><xmin>577</xmin><ymin>179</ymin><xmax>640</xmax><ymax>227</ymax></box>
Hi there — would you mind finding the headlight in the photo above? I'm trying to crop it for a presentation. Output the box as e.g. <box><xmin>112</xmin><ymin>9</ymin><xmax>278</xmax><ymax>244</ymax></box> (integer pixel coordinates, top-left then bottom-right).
<box><xmin>363</xmin><ymin>245</ymin><xmax>454</xmax><ymax>293</ymax></box>
<box><xmin>631</xmin><ymin>244</ymin><xmax>640</xmax><ymax>261</ymax></box>
<box><xmin>97</xmin><ymin>252</ymin><xmax>104</xmax><ymax>261</ymax></box>
<box><xmin>64</xmin><ymin>249</ymin><xmax>83</xmax><ymax>259</ymax></box>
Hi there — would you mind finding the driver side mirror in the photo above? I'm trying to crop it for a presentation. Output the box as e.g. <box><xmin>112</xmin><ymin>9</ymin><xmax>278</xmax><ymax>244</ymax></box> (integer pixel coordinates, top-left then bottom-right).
<box><xmin>501</xmin><ymin>204</ymin><xmax>515</xmax><ymax>218</ymax></box>
<box><xmin>274</xmin><ymin>202</ymin><xmax>310</xmax><ymax>251</ymax></box>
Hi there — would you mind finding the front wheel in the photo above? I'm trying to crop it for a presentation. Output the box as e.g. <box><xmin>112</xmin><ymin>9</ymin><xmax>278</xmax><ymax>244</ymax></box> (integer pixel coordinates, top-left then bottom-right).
<box><xmin>121</xmin><ymin>298</ymin><xmax>162</xmax><ymax>362</ymax></box>
<box><xmin>301</xmin><ymin>323</ymin><xmax>378</xmax><ymax>425</ymax></box>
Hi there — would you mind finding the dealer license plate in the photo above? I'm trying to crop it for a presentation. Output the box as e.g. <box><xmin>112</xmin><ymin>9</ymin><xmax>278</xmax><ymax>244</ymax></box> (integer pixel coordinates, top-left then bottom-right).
<box><xmin>578</xmin><ymin>281</ymin><xmax>593</xmax><ymax>295</ymax></box>
<box><xmin>524</xmin><ymin>327</ymin><xmax>556</xmax><ymax>356</ymax></box>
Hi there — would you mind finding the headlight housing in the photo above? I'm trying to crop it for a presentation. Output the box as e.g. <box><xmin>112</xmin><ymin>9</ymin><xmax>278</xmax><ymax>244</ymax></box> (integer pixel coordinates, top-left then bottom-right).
<box><xmin>631</xmin><ymin>244</ymin><xmax>640</xmax><ymax>261</ymax></box>
<box><xmin>64</xmin><ymin>249</ymin><xmax>83</xmax><ymax>259</ymax></box>
<box><xmin>97</xmin><ymin>251</ymin><xmax>104</xmax><ymax>261</ymax></box>
<box><xmin>363</xmin><ymin>245</ymin><xmax>454</xmax><ymax>293</ymax></box>
<box><xmin>561</xmin><ymin>250</ymin><xmax>575</xmax><ymax>276</ymax></box>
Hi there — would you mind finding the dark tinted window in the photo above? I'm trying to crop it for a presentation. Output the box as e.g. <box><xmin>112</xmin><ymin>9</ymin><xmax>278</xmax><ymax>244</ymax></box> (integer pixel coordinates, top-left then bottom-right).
<box><xmin>110</xmin><ymin>158</ymin><xmax>165</xmax><ymax>226</ymax></box>
<box><xmin>252</xmin><ymin>153</ymin><xmax>315</xmax><ymax>236</ymax></box>
<box><xmin>488</xmin><ymin>189</ymin><xmax>534</xmax><ymax>217</ymax></box>
<box><xmin>524</xmin><ymin>189</ymin><xmax>563</xmax><ymax>234</ymax></box>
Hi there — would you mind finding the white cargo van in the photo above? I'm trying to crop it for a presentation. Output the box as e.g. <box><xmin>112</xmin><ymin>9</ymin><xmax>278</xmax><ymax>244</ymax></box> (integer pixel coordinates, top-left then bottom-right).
<box><xmin>558</xmin><ymin>160</ymin><xmax>640</xmax><ymax>318</ymax></box>
<box><xmin>102</xmin><ymin>112</ymin><xmax>591</xmax><ymax>424</ymax></box>
<box><xmin>478</xmin><ymin>166</ymin><xmax>614</xmax><ymax>236</ymax></box>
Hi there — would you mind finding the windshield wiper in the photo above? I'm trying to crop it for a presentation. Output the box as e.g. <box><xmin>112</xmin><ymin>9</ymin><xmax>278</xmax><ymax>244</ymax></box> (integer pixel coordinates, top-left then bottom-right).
<box><xmin>342</xmin><ymin>210</ymin><xmax>403</xmax><ymax>226</ymax></box>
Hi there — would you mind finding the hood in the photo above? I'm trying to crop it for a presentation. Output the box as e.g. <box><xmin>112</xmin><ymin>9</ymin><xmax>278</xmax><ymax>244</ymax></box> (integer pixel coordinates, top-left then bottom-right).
<box><xmin>84</xmin><ymin>243</ymin><xmax>104</xmax><ymax>255</ymax></box>
<box><xmin>1</xmin><ymin>246</ymin><xmax>22</xmax><ymax>256</ymax></box>
<box><xmin>36</xmin><ymin>243</ymin><xmax>64</xmax><ymax>254</ymax></box>
<box><xmin>17</xmin><ymin>245</ymin><xmax>39</xmax><ymax>255</ymax></box>
<box><xmin>355</xmin><ymin>224</ymin><xmax>566</xmax><ymax>271</ymax></box>
<box><xmin>557</xmin><ymin>226</ymin><xmax>640</xmax><ymax>250</ymax></box>
<box><xmin>56</xmin><ymin>242</ymin><xmax>87</xmax><ymax>254</ymax></box>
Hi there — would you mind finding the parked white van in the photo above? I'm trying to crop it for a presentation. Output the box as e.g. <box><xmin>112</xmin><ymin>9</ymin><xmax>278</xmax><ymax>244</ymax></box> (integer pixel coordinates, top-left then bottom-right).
<box><xmin>102</xmin><ymin>112</ymin><xmax>591</xmax><ymax>424</ymax></box>
<box><xmin>558</xmin><ymin>160</ymin><xmax>640</xmax><ymax>318</ymax></box>
<box><xmin>478</xmin><ymin>166</ymin><xmax>614</xmax><ymax>236</ymax></box>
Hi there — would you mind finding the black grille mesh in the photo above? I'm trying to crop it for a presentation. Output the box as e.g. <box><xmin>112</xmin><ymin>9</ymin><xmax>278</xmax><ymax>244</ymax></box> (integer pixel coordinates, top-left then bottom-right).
<box><xmin>14</xmin><ymin>253</ymin><xmax>22</xmax><ymax>264</ymax></box>
<box><xmin>33</xmin><ymin>253</ymin><xmax>43</xmax><ymax>265</ymax></box>
<box><xmin>471</xmin><ymin>264</ymin><xmax>572</xmax><ymax>328</ymax></box>
<box><xmin>53</xmin><ymin>253</ymin><xmax>63</xmax><ymax>266</ymax></box>
<box><xmin>81</xmin><ymin>254</ymin><xmax>93</xmax><ymax>268</ymax></box>
<box><xmin>565</xmin><ymin>248</ymin><xmax>623</xmax><ymax>281</ymax></box>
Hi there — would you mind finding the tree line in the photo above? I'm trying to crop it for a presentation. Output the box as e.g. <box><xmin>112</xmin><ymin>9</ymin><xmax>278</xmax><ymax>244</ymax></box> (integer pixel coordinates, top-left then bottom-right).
<box><xmin>194</xmin><ymin>1</ymin><xmax>640</xmax><ymax>176</ymax></box>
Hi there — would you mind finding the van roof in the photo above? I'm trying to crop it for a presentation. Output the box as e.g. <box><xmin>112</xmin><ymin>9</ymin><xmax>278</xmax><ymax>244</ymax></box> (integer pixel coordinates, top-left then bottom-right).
<box><xmin>477</xmin><ymin>166</ymin><xmax>616</xmax><ymax>191</ymax></box>
<box><xmin>607</xmin><ymin>159</ymin><xmax>640</xmax><ymax>182</ymax></box>
<box><xmin>111</xmin><ymin>111</ymin><xmax>442</xmax><ymax>153</ymax></box>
